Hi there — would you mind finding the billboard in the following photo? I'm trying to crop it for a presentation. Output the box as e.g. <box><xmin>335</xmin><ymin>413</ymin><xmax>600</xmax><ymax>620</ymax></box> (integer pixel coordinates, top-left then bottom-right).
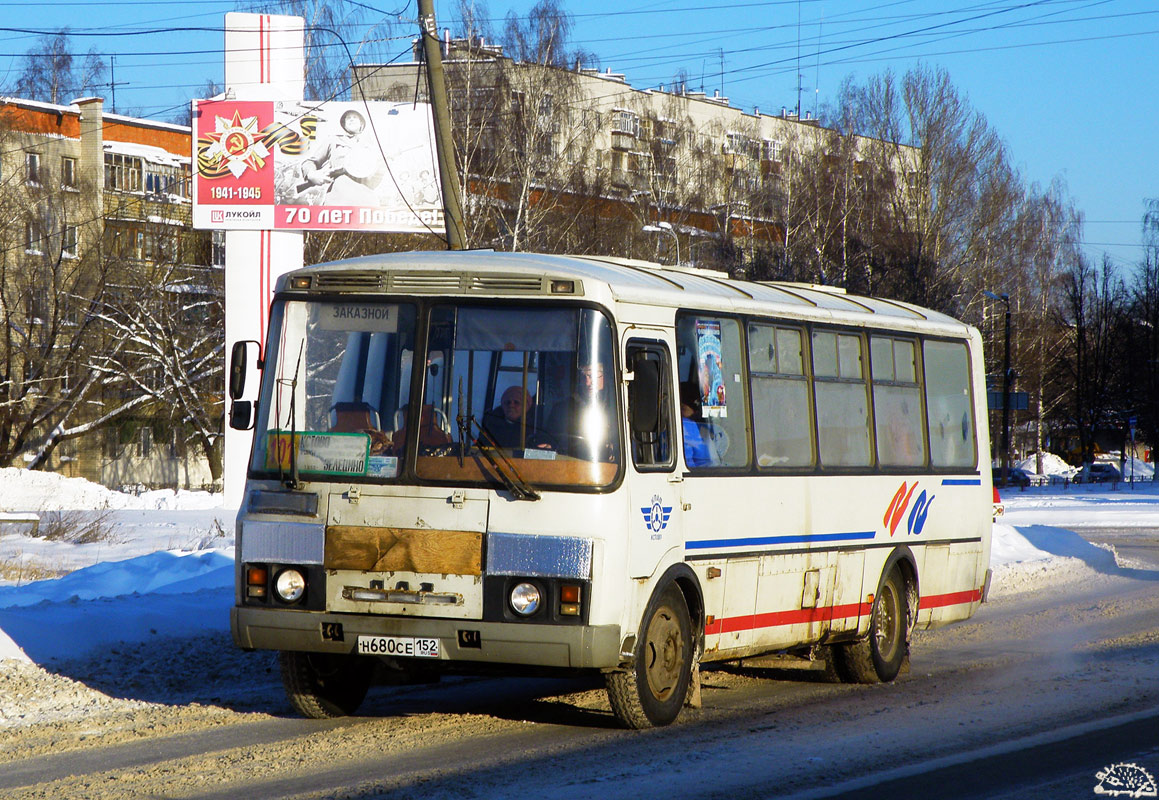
<box><xmin>193</xmin><ymin>99</ymin><xmax>443</xmax><ymax>233</ymax></box>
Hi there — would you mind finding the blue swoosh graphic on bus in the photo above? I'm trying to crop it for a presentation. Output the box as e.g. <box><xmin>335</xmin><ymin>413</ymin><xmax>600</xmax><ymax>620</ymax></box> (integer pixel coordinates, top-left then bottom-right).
<box><xmin>686</xmin><ymin>530</ymin><xmax>876</xmax><ymax>550</ymax></box>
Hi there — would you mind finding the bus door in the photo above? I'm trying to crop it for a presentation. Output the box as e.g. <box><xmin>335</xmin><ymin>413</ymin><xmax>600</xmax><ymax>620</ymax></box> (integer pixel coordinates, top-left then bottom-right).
<box><xmin>624</xmin><ymin>336</ymin><xmax>682</xmax><ymax>579</ymax></box>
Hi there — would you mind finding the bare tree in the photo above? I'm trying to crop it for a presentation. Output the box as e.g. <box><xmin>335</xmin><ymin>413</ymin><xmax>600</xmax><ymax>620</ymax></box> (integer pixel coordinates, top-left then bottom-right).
<box><xmin>94</xmin><ymin>233</ymin><xmax>225</xmax><ymax>483</ymax></box>
<box><xmin>10</xmin><ymin>30</ymin><xmax>106</xmax><ymax>105</ymax></box>
<box><xmin>0</xmin><ymin>124</ymin><xmax>141</xmax><ymax>469</ymax></box>
<box><xmin>1123</xmin><ymin>198</ymin><xmax>1159</xmax><ymax>473</ymax></box>
<box><xmin>839</xmin><ymin>65</ymin><xmax>1011</xmax><ymax>314</ymax></box>
<box><xmin>1055</xmin><ymin>253</ymin><xmax>1125</xmax><ymax>465</ymax></box>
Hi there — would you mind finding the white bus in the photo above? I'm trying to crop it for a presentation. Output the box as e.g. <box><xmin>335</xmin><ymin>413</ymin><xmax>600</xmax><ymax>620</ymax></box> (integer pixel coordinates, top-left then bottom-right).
<box><xmin>229</xmin><ymin>250</ymin><xmax>993</xmax><ymax>728</ymax></box>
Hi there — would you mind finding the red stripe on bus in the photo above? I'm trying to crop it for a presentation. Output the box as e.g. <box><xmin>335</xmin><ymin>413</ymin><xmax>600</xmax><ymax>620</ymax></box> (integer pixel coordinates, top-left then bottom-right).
<box><xmin>706</xmin><ymin>601</ymin><xmax>870</xmax><ymax>636</ymax></box>
<box><xmin>704</xmin><ymin>588</ymin><xmax>983</xmax><ymax>636</ymax></box>
<box><xmin>917</xmin><ymin>588</ymin><xmax>983</xmax><ymax>610</ymax></box>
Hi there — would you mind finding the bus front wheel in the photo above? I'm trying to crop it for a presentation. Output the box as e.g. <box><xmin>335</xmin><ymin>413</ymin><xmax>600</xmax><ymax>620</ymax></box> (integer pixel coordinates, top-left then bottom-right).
<box><xmin>605</xmin><ymin>584</ymin><xmax>693</xmax><ymax>729</ymax></box>
<box><xmin>280</xmin><ymin>651</ymin><xmax>374</xmax><ymax>718</ymax></box>
<box><xmin>836</xmin><ymin>567</ymin><xmax>909</xmax><ymax>683</ymax></box>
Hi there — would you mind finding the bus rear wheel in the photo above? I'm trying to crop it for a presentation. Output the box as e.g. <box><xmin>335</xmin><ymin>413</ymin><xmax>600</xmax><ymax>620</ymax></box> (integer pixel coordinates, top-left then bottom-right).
<box><xmin>280</xmin><ymin>651</ymin><xmax>374</xmax><ymax>718</ymax></box>
<box><xmin>605</xmin><ymin>584</ymin><xmax>693</xmax><ymax>729</ymax></box>
<box><xmin>836</xmin><ymin>567</ymin><xmax>909</xmax><ymax>683</ymax></box>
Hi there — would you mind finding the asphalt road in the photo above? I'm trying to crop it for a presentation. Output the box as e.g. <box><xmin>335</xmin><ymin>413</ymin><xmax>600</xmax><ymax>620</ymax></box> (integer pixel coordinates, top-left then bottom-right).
<box><xmin>4</xmin><ymin>529</ymin><xmax>1159</xmax><ymax>800</ymax></box>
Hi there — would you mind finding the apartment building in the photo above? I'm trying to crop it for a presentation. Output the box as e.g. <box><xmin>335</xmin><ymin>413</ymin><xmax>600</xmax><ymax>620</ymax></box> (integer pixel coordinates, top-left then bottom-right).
<box><xmin>0</xmin><ymin>96</ymin><xmax>218</xmax><ymax>490</ymax></box>
<box><xmin>352</xmin><ymin>37</ymin><xmax>910</xmax><ymax>258</ymax></box>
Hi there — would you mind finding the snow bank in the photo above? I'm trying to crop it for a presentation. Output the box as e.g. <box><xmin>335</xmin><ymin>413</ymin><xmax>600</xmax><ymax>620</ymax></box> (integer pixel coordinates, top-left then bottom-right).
<box><xmin>0</xmin><ymin>549</ymin><xmax>232</xmax><ymax>609</ymax></box>
<box><xmin>1016</xmin><ymin>451</ymin><xmax>1073</xmax><ymax>476</ymax></box>
<box><xmin>990</xmin><ymin>523</ymin><xmax>1052</xmax><ymax>566</ymax></box>
<box><xmin>0</xmin><ymin>467</ymin><xmax>222</xmax><ymax>512</ymax></box>
<box><xmin>0</xmin><ymin>550</ymin><xmax>234</xmax><ymax>663</ymax></box>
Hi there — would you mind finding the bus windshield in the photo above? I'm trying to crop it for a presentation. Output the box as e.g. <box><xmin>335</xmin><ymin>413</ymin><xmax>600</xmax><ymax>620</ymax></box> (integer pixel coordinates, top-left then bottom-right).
<box><xmin>250</xmin><ymin>299</ymin><xmax>619</xmax><ymax>490</ymax></box>
<box><xmin>416</xmin><ymin>304</ymin><xmax>619</xmax><ymax>490</ymax></box>
<box><xmin>250</xmin><ymin>299</ymin><xmax>418</xmax><ymax>481</ymax></box>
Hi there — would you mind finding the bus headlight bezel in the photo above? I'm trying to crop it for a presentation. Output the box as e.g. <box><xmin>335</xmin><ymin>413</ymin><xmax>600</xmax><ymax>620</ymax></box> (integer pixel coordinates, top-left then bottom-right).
<box><xmin>273</xmin><ymin>568</ymin><xmax>307</xmax><ymax>604</ymax></box>
<box><xmin>508</xmin><ymin>581</ymin><xmax>542</xmax><ymax>617</ymax></box>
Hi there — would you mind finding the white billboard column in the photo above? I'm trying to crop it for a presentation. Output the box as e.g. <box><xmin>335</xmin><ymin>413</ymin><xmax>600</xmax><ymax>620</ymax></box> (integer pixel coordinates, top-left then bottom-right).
<box><xmin>223</xmin><ymin>230</ymin><xmax>303</xmax><ymax>504</ymax></box>
<box><xmin>223</xmin><ymin>13</ymin><xmax>305</xmax><ymax>508</ymax></box>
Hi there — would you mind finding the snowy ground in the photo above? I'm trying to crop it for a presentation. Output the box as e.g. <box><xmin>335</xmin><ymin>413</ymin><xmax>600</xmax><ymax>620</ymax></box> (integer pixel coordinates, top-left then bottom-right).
<box><xmin>1</xmin><ymin>463</ymin><xmax>1157</xmax><ymax>727</ymax></box>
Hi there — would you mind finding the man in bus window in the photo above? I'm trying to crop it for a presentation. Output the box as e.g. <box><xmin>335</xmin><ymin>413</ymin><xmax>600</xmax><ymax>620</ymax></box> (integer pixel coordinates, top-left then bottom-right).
<box><xmin>481</xmin><ymin>386</ymin><xmax>545</xmax><ymax>449</ymax></box>
<box><xmin>548</xmin><ymin>361</ymin><xmax>617</xmax><ymax>461</ymax></box>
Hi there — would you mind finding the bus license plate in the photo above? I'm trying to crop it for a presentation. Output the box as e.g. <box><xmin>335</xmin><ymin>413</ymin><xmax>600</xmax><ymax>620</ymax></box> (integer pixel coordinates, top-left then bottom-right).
<box><xmin>357</xmin><ymin>635</ymin><xmax>440</xmax><ymax>658</ymax></box>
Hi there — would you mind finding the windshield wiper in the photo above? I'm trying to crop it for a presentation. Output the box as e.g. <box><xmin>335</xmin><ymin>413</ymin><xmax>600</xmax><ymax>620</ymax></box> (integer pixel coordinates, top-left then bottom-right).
<box><xmin>468</xmin><ymin>418</ymin><xmax>539</xmax><ymax>501</ymax></box>
<box><xmin>281</xmin><ymin>340</ymin><xmax>305</xmax><ymax>490</ymax></box>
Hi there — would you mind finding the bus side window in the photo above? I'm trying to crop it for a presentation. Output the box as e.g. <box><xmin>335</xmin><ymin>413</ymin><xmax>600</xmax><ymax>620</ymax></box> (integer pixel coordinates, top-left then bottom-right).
<box><xmin>676</xmin><ymin>314</ymin><xmax>751</xmax><ymax>469</ymax></box>
<box><xmin>749</xmin><ymin>323</ymin><xmax>814</xmax><ymax>469</ymax></box>
<box><xmin>870</xmin><ymin>336</ymin><xmax>926</xmax><ymax>467</ymax></box>
<box><xmin>924</xmin><ymin>340</ymin><xmax>976</xmax><ymax>468</ymax></box>
<box><xmin>813</xmin><ymin>329</ymin><xmax>872</xmax><ymax>468</ymax></box>
<box><xmin>627</xmin><ymin>342</ymin><xmax>674</xmax><ymax>471</ymax></box>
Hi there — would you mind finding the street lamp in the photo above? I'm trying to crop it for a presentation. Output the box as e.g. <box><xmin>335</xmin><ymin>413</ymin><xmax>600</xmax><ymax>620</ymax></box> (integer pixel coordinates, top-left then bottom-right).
<box><xmin>642</xmin><ymin>221</ymin><xmax>680</xmax><ymax>266</ymax></box>
<box><xmin>984</xmin><ymin>290</ymin><xmax>1012</xmax><ymax>488</ymax></box>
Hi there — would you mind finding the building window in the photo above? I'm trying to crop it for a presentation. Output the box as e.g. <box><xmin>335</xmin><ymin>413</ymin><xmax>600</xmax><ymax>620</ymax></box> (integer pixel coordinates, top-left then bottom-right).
<box><xmin>26</xmin><ymin>152</ymin><xmax>41</xmax><ymax>184</ymax></box>
<box><xmin>105</xmin><ymin>153</ymin><xmax>143</xmax><ymax>192</ymax></box>
<box><xmin>24</xmin><ymin>220</ymin><xmax>42</xmax><ymax>253</ymax></box>
<box><xmin>136</xmin><ymin>426</ymin><xmax>153</xmax><ymax>458</ymax></box>
<box><xmin>62</xmin><ymin>226</ymin><xmax>78</xmax><ymax>258</ymax></box>
<box><xmin>724</xmin><ymin>132</ymin><xmax>756</xmax><ymax>156</ymax></box>
<box><xmin>612</xmin><ymin>110</ymin><xmax>639</xmax><ymax>137</ymax></box>
<box><xmin>61</xmin><ymin>156</ymin><xmax>77</xmax><ymax>188</ymax></box>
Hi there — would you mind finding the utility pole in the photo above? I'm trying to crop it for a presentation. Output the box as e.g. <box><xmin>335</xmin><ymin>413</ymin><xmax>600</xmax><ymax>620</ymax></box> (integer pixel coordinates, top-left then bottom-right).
<box><xmin>985</xmin><ymin>290</ymin><xmax>1012</xmax><ymax>486</ymax></box>
<box><xmin>417</xmin><ymin>0</ymin><xmax>468</xmax><ymax>250</ymax></box>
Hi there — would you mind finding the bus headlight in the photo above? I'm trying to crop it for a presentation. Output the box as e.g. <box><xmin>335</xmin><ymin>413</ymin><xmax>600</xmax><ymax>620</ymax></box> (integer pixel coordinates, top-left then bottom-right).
<box><xmin>274</xmin><ymin>568</ymin><xmax>306</xmax><ymax>603</ymax></box>
<box><xmin>509</xmin><ymin>582</ymin><xmax>541</xmax><ymax>616</ymax></box>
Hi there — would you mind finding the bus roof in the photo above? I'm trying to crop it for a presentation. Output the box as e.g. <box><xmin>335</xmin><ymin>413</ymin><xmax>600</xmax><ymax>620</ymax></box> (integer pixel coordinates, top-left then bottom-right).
<box><xmin>285</xmin><ymin>250</ymin><xmax>972</xmax><ymax>336</ymax></box>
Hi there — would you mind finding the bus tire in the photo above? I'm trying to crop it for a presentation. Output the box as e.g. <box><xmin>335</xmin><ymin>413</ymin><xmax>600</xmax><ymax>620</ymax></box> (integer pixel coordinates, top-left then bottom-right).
<box><xmin>836</xmin><ymin>566</ymin><xmax>909</xmax><ymax>684</ymax></box>
<box><xmin>605</xmin><ymin>584</ymin><xmax>693</xmax><ymax>729</ymax></box>
<box><xmin>280</xmin><ymin>651</ymin><xmax>373</xmax><ymax>719</ymax></box>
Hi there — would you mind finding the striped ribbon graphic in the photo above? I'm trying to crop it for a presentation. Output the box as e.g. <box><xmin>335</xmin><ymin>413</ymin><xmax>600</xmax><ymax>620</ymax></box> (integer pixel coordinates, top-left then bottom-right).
<box><xmin>196</xmin><ymin>115</ymin><xmax>317</xmax><ymax>179</ymax></box>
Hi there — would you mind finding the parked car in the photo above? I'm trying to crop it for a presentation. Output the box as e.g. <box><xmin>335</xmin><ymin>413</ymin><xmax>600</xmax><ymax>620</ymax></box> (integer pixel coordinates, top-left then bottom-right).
<box><xmin>992</xmin><ymin>467</ymin><xmax>1033</xmax><ymax>488</ymax></box>
<box><xmin>1074</xmin><ymin>463</ymin><xmax>1121</xmax><ymax>484</ymax></box>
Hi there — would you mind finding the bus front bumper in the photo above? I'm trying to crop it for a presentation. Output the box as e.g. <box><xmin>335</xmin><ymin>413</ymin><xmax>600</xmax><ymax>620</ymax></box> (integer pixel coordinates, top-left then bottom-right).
<box><xmin>232</xmin><ymin>606</ymin><xmax>622</xmax><ymax>670</ymax></box>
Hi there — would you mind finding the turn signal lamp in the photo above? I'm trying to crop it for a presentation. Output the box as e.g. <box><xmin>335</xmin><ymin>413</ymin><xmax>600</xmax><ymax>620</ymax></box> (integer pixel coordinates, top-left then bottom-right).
<box><xmin>289</xmin><ymin>276</ymin><xmax>312</xmax><ymax>289</ymax></box>
<box><xmin>246</xmin><ymin>564</ymin><xmax>268</xmax><ymax>599</ymax></box>
<box><xmin>560</xmin><ymin>583</ymin><xmax>581</xmax><ymax>616</ymax></box>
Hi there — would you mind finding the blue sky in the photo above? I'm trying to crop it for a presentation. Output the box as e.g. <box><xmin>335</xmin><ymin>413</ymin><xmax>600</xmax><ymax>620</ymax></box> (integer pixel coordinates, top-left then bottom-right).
<box><xmin>1</xmin><ymin>0</ymin><xmax>1154</xmax><ymax>271</ymax></box>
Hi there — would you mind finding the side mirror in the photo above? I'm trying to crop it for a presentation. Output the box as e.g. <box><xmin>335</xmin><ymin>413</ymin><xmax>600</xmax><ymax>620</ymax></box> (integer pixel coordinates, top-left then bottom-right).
<box><xmin>230</xmin><ymin>400</ymin><xmax>254</xmax><ymax>431</ymax></box>
<box><xmin>629</xmin><ymin>357</ymin><xmax>660</xmax><ymax>435</ymax></box>
<box><xmin>229</xmin><ymin>340</ymin><xmax>260</xmax><ymax>400</ymax></box>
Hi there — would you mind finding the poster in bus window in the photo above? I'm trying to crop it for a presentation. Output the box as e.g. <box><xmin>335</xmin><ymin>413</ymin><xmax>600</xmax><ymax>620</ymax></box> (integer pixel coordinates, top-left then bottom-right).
<box><xmin>695</xmin><ymin>320</ymin><xmax>727</xmax><ymax>417</ymax></box>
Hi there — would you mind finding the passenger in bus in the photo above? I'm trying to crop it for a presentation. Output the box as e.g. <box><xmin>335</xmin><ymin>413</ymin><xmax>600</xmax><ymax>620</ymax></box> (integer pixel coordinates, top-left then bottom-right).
<box><xmin>390</xmin><ymin>404</ymin><xmax>452</xmax><ymax>452</ymax></box>
<box><xmin>480</xmin><ymin>386</ymin><xmax>547</xmax><ymax>449</ymax></box>
<box><xmin>547</xmin><ymin>362</ymin><xmax>617</xmax><ymax>461</ymax></box>
<box><xmin>679</xmin><ymin>383</ymin><xmax>714</xmax><ymax>468</ymax></box>
<box><xmin>330</xmin><ymin>401</ymin><xmax>393</xmax><ymax>455</ymax></box>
